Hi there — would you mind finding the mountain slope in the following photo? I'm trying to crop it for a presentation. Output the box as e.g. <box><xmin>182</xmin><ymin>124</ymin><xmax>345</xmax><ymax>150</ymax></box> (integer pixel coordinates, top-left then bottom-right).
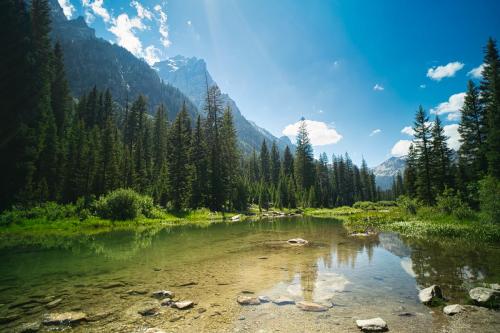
<box><xmin>48</xmin><ymin>0</ymin><xmax>197</xmax><ymax>120</ymax></box>
<box><xmin>154</xmin><ymin>56</ymin><xmax>294</xmax><ymax>153</ymax></box>
<box><xmin>372</xmin><ymin>156</ymin><xmax>406</xmax><ymax>190</ymax></box>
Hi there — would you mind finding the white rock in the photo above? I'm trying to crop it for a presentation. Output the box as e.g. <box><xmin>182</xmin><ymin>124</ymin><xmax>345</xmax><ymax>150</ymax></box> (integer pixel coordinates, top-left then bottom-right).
<box><xmin>296</xmin><ymin>301</ymin><xmax>328</xmax><ymax>312</ymax></box>
<box><xmin>286</xmin><ymin>238</ymin><xmax>308</xmax><ymax>246</ymax></box>
<box><xmin>236</xmin><ymin>296</ymin><xmax>260</xmax><ymax>305</ymax></box>
<box><xmin>469</xmin><ymin>287</ymin><xmax>500</xmax><ymax>304</ymax></box>
<box><xmin>443</xmin><ymin>304</ymin><xmax>465</xmax><ymax>315</ymax></box>
<box><xmin>355</xmin><ymin>317</ymin><xmax>388</xmax><ymax>331</ymax></box>
<box><xmin>418</xmin><ymin>285</ymin><xmax>443</xmax><ymax>304</ymax></box>
<box><xmin>231</xmin><ymin>214</ymin><xmax>241</xmax><ymax>221</ymax></box>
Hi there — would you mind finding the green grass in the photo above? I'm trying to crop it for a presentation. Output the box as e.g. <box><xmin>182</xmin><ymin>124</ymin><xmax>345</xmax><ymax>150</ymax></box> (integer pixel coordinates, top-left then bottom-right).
<box><xmin>304</xmin><ymin>205</ymin><xmax>500</xmax><ymax>243</ymax></box>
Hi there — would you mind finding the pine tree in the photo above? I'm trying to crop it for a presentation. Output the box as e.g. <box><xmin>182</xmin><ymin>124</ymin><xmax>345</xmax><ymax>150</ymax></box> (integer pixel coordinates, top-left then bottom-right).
<box><xmin>294</xmin><ymin>118</ymin><xmax>315</xmax><ymax>194</ymax></box>
<box><xmin>51</xmin><ymin>42</ymin><xmax>71</xmax><ymax>134</ymax></box>
<box><xmin>404</xmin><ymin>144</ymin><xmax>417</xmax><ymax>197</ymax></box>
<box><xmin>431</xmin><ymin>116</ymin><xmax>453</xmax><ymax>194</ymax></box>
<box><xmin>189</xmin><ymin>115</ymin><xmax>208</xmax><ymax>208</ymax></box>
<box><xmin>283</xmin><ymin>146</ymin><xmax>294</xmax><ymax>178</ymax></box>
<box><xmin>459</xmin><ymin>81</ymin><xmax>487</xmax><ymax>182</ymax></box>
<box><xmin>480</xmin><ymin>38</ymin><xmax>500</xmax><ymax>178</ymax></box>
<box><xmin>152</xmin><ymin>104</ymin><xmax>169</xmax><ymax>205</ymax></box>
<box><xmin>167</xmin><ymin>103</ymin><xmax>192</xmax><ymax>210</ymax></box>
<box><xmin>260</xmin><ymin>140</ymin><xmax>271</xmax><ymax>183</ymax></box>
<box><xmin>220</xmin><ymin>106</ymin><xmax>240</xmax><ymax>209</ymax></box>
<box><xmin>413</xmin><ymin>106</ymin><xmax>434</xmax><ymax>204</ymax></box>
<box><xmin>270</xmin><ymin>142</ymin><xmax>281</xmax><ymax>186</ymax></box>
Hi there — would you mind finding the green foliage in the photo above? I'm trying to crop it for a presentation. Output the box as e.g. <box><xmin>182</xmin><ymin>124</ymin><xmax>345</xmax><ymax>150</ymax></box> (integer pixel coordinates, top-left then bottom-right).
<box><xmin>397</xmin><ymin>195</ymin><xmax>420</xmax><ymax>215</ymax></box>
<box><xmin>436</xmin><ymin>188</ymin><xmax>473</xmax><ymax>220</ymax></box>
<box><xmin>95</xmin><ymin>189</ymin><xmax>154</xmax><ymax>221</ymax></box>
<box><xmin>479</xmin><ymin>175</ymin><xmax>500</xmax><ymax>223</ymax></box>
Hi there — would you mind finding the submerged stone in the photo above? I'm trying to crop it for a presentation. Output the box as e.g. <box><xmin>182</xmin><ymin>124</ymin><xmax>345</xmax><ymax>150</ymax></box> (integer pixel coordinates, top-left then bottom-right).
<box><xmin>296</xmin><ymin>301</ymin><xmax>328</xmax><ymax>312</ymax></box>
<box><xmin>258</xmin><ymin>295</ymin><xmax>271</xmax><ymax>303</ymax></box>
<box><xmin>42</xmin><ymin>312</ymin><xmax>87</xmax><ymax>325</ymax></box>
<box><xmin>355</xmin><ymin>317</ymin><xmax>388</xmax><ymax>331</ymax></box>
<box><xmin>45</xmin><ymin>298</ymin><xmax>62</xmax><ymax>309</ymax></box>
<box><xmin>272</xmin><ymin>297</ymin><xmax>295</xmax><ymax>305</ymax></box>
<box><xmin>418</xmin><ymin>285</ymin><xmax>443</xmax><ymax>305</ymax></box>
<box><xmin>172</xmin><ymin>301</ymin><xmax>194</xmax><ymax>310</ymax></box>
<box><xmin>137</xmin><ymin>304</ymin><xmax>160</xmax><ymax>316</ymax></box>
<box><xmin>152</xmin><ymin>290</ymin><xmax>175</xmax><ymax>299</ymax></box>
<box><xmin>287</xmin><ymin>238</ymin><xmax>308</xmax><ymax>246</ymax></box>
<box><xmin>16</xmin><ymin>321</ymin><xmax>40</xmax><ymax>333</ymax></box>
<box><xmin>237</xmin><ymin>296</ymin><xmax>260</xmax><ymax>305</ymax></box>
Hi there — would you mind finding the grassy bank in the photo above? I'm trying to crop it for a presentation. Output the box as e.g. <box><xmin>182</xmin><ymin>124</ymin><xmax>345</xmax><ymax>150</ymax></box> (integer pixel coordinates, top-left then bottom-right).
<box><xmin>304</xmin><ymin>204</ymin><xmax>500</xmax><ymax>243</ymax></box>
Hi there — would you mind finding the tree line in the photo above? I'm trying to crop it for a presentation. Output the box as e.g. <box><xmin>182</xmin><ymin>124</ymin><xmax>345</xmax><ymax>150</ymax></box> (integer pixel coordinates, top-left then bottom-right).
<box><xmin>400</xmin><ymin>38</ymin><xmax>499</xmax><ymax>221</ymax></box>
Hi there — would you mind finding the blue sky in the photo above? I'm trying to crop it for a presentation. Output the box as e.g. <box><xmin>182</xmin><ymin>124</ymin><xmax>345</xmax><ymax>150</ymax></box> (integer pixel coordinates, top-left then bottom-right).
<box><xmin>58</xmin><ymin>0</ymin><xmax>500</xmax><ymax>166</ymax></box>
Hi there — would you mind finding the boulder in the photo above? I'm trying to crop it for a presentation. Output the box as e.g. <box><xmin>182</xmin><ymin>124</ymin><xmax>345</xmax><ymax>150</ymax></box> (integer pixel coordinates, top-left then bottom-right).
<box><xmin>152</xmin><ymin>290</ymin><xmax>175</xmax><ymax>299</ymax></box>
<box><xmin>287</xmin><ymin>238</ymin><xmax>308</xmax><ymax>246</ymax></box>
<box><xmin>231</xmin><ymin>215</ymin><xmax>241</xmax><ymax>221</ymax></box>
<box><xmin>469</xmin><ymin>287</ymin><xmax>500</xmax><ymax>305</ymax></box>
<box><xmin>418</xmin><ymin>285</ymin><xmax>443</xmax><ymax>305</ymax></box>
<box><xmin>236</xmin><ymin>296</ymin><xmax>260</xmax><ymax>305</ymax></box>
<box><xmin>42</xmin><ymin>312</ymin><xmax>87</xmax><ymax>325</ymax></box>
<box><xmin>296</xmin><ymin>301</ymin><xmax>328</xmax><ymax>312</ymax></box>
<box><xmin>172</xmin><ymin>301</ymin><xmax>194</xmax><ymax>310</ymax></box>
<box><xmin>355</xmin><ymin>317</ymin><xmax>388</xmax><ymax>332</ymax></box>
<box><xmin>443</xmin><ymin>304</ymin><xmax>465</xmax><ymax>315</ymax></box>
<box><xmin>272</xmin><ymin>297</ymin><xmax>295</xmax><ymax>305</ymax></box>
<box><xmin>489</xmin><ymin>283</ymin><xmax>500</xmax><ymax>291</ymax></box>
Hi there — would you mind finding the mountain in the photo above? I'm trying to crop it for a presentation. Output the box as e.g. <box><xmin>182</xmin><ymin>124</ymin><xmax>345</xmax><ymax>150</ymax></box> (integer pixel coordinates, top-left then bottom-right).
<box><xmin>154</xmin><ymin>56</ymin><xmax>294</xmax><ymax>154</ymax></box>
<box><xmin>372</xmin><ymin>156</ymin><xmax>406</xmax><ymax>190</ymax></box>
<box><xmin>47</xmin><ymin>0</ymin><xmax>198</xmax><ymax>121</ymax></box>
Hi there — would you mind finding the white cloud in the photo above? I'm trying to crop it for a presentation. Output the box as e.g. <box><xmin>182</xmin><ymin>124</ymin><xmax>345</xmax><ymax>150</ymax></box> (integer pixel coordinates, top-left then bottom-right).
<box><xmin>401</xmin><ymin>126</ymin><xmax>415</xmax><ymax>136</ymax></box>
<box><xmin>427</xmin><ymin>61</ymin><xmax>464</xmax><ymax>81</ymax></box>
<box><xmin>131</xmin><ymin>1</ymin><xmax>153</xmax><ymax>20</ymax></box>
<box><xmin>430</xmin><ymin>92</ymin><xmax>465</xmax><ymax>122</ymax></box>
<box><xmin>109</xmin><ymin>13</ymin><xmax>147</xmax><ymax>58</ymax></box>
<box><xmin>370</xmin><ymin>129</ymin><xmax>381</xmax><ymax>136</ymax></box>
<box><xmin>391</xmin><ymin>140</ymin><xmax>412</xmax><ymax>157</ymax></box>
<box><xmin>82</xmin><ymin>0</ymin><xmax>111</xmax><ymax>23</ymax></box>
<box><xmin>282</xmin><ymin>120</ymin><xmax>342</xmax><ymax>146</ymax></box>
<box><xmin>187</xmin><ymin>20</ymin><xmax>192</xmax><ymax>26</ymax></box>
<box><xmin>143</xmin><ymin>45</ymin><xmax>161</xmax><ymax>66</ymax></box>
<box><xmin>154</xmin><ymin>4</ymin><xmax>171</xmax><ymax>47</ymax></box>
<box><xmin>447</xmin><ymin>112</ymin><xmax>461</xmax><ymax>121</ymax></box>
<box><xmin>84</xmin><ymin>10</ymin><xmax>95</xmax><ymax>24</ymax></box>
<box><xmin>58</xmin><ymin>0</ymin><xmax>75</xmax><ymax>19</ymax></box>
<box><xmin>419</xmin><ymin>84</ymin><xmax>426</xmax><ymax>89</ymax></box>
<box><xmin>444</xmin><ymin>124</ymin><xmax>460</xmax><ymax>150</ymax></box>
<box><xmin>467</xmin><ymin>64</ymin><xmax>485</xmax><ymax>79</ymax></box>
<box><xmin>373</xmin><ymin>84</ymin><xmax>384</xmax><ymax>91</ymax></box>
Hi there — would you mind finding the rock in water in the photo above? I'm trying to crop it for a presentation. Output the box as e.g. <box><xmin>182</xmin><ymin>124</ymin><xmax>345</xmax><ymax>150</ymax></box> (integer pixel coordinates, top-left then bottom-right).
<box><xmin>258</xmin><ymin>295</ymin><xmax>271</xmax><ymax>303</ymax></box>
<box><xmin>45</xmin><ymin>298</ymin><xmax>62</xmax><ymax>309</ymax></box>
<box><xmin>145</xmin><ymin>329</ymin><xmax>166</xmax><ymax>333</ymax></box>
<box><xmin>237</xmin><ymin>296</ymin><xmax>260</xmax><ymax>305</ymax></box>
<box><xmin>443</xmin><ymin>304</ymin><xmax>465</xmax><ymax>315</ymax></box>
<box><xmin>355</xmin><ymin>317</ymin><xmax>388</xmax><ymax>331</ymax></box>
<box><xmin>418</xmin><ymin>285</ymin><xmax>443</xmax><ymax>304</ymax></box>
<box><xmin>43</xmin><ymin>312</ymin><xmax>87</xmax><ymax>325</ymax></box>
<box><xmin>287</xmin><ymin>238</ymin><xmax>308</xmax><ymax>246</ymax></box>
<box><xmin>469</xmin><ymin>287</ymin><xmax>500</xmax><ymax>305</ymax></box>
<box><xmin>137</xmin><ymin>304</ymin><xmax>160</xmax><ymax>316</ymax></box>
<box><xmin>272</xmin><ymin>297</ymin><xmax>295</xmax><ymax>305</ymax></box>
<box><xmin>296</xmin><ymin>301</ymin><xmax>328</xmax><ymax>312</ymax></box>
<box><xmin>172</xmin><ymin>301</ymin><xmax>194</xmax><ymax>310</ymax></box>
<box><xmin>231</xmin><ymin>214</ymin><xmax>241</xmax><ymax>221</ymax></box>
<box><xmin>152</xmin><ymin>290</ymin><xmax>175</xmax><ymax>299</ymax></box>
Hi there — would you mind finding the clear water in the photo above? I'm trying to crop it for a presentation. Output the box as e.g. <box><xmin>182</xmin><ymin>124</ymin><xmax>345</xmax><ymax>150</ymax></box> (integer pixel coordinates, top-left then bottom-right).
<box><xmin>0</xmin><ymin>217</ymin><xmax>499</xmax><ymax>332</ymax></box>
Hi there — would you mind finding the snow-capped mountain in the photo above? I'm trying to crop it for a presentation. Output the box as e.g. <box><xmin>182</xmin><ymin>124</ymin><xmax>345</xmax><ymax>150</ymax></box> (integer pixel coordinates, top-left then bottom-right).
<box><xmin>154</xmin><ymin>56</ymin><xmax>294</xmax><ymax>154</ymax></box>
<box><xmin>372</xmin><ymin>156</ymin><xmax>406</xmax><ymax>190</ymax></box>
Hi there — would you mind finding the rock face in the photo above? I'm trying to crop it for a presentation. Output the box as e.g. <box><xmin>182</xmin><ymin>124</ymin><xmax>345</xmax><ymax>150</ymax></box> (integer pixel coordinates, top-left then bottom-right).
<box><xmin>172</xmin><ymin>301</ymin><xmax>194</xmax><ymax>310</ymax></box>
<box><xmin>469</xmin><ymin>287</ymin><xmax>500</xmax><ymax>305</ymax></box>
<box><xmin>237</xmin><ymin>296</ymin><xmax>260</xmax><ymax>305</ymax></box>
<box><xmin>296</xmin><ymin>301</ymin><xmax>328</xmax><ymax>312</ymax></box>
<box><xmin>152</xmin><ymin>290</ymin><xmax>175</xmax><ymax>299</ymax></box>
<box><xmin>443</xmin><ymin>304</ymin><xmax>465</xmax><ymax>315</ymax></box>
<box><xmin>43</xmin><ymin>312</ymin><xmax>87</xmax><ymax>325</ymax></box>
<box><xmin>272</xmin><ymin>297</ymin><xmax>295</xmax><ymax>305</ymax></box>
<box><xmin>418</xmin><ymin>285</ymin><xmax>443</xmax><ymax>304</ymax></box>
<box><xmin>355</xmin><ymin>317</ymin><xmax>388</xmax><ymax>332</ymax></box>
<box><xmin>287</xmin><ymin>238</ymin><xmax>308</xmax><ymax>246</ymax></box>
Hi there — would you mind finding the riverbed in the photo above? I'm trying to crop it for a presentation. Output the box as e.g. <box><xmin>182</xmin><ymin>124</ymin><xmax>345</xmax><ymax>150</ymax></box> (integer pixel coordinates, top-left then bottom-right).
<box><xmin>0</xmin><ymin>217</ymin><xmax>499</xmax><ymax>332</ymax></box>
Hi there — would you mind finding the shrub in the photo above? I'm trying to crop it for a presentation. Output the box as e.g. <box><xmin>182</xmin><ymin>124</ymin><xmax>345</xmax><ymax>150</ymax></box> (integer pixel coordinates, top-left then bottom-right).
<box><xmin>397</xmin><ymin>195</ymin><xmax>420</xmax><ymax>215</ymax></box>
<box><xmin>436</xmin><ymin>188</ymin><xmax>473</xmax><ymax>220</ymax></box>
<box><xmin>479</xmin><ymin>176</ymin><xmax>500</xmax><ymax>223</ymax></box>
<box><xmin>95</xmin><ymin>188</ymin><xmax>155</xmax><ymax>221</ymax></box>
